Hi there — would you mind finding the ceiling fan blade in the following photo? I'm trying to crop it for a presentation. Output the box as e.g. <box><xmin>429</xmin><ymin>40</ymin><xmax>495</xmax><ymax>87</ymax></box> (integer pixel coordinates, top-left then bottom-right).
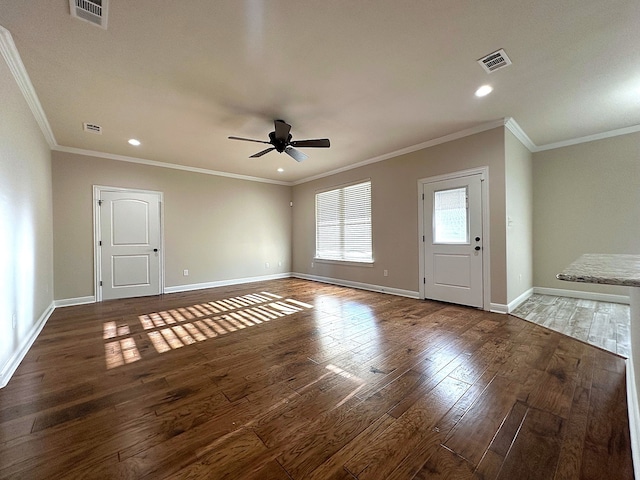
<box><xmin>274</xmin><ymin>120</ymin><xmax>292</xmax><ymax>141</ymax></box>
<box><xmin>290</xmin><ymin>138</ymin><xmax>330</xmax><ymax>148</ymax></box>
<box><xmin>285</xmin><ymin>146</ymin><xmax>308</xmax><ymax>162</ymax></box>
<box><xmin>250</xmin><ymin>147</ymin><xmax>276</xmax><ymax>158</ymax></box>
<box><xmin>228</xmin><ymin>136</ymin><xmax>271</xmax><ymax>144</ymax></box>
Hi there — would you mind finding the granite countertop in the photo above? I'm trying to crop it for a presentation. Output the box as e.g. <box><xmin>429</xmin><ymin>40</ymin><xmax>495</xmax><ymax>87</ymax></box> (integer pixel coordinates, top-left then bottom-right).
<box><xmin>557</xmin><ymin>253</ymin><xmax>640</xmax><ymax>287</ymax></box>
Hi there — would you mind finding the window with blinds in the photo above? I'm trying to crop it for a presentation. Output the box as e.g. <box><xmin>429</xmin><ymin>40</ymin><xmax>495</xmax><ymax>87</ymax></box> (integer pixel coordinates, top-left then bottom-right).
<box><xmin>315</xmin><ymin>180</ymin><xmax>373</xmax><ymax>263</ymax></box>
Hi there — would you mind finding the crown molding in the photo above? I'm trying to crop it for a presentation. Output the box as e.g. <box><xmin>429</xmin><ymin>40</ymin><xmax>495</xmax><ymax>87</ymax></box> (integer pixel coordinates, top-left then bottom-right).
<box><xmin>52</xmin><ymin>145</ymin><xmax>291</xmax><ymax>186</ymax></box>
<box><xmin>0</xmin><ymin>25</ymin><xmax>57</xmax><ymax>148</ymax></box>
<box><xmin>293</xmin><ymin>118</ymin><xmax>508</xmax><ymax>185</ymax></box>
<box><xmin>3</xmin><ymin>22</ymin><xmax>639</xmax><ymax>184</ymax></box>
<box><xmin>295</xmin><ymin>117</ymin><xmax>640</xmax><ymax>185</ymax></box>
<box><xmin>504</xmin><ymin>117</ymin><xmax>536</xmax><ymax>151</ymax></box>
<box><xmin>534</xmin><ymin>124</ymin><xmax>640</xmax><ymax>152</ymax></box>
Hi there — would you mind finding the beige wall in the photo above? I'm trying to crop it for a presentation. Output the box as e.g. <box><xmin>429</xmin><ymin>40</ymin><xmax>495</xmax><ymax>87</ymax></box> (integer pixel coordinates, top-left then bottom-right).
<box><xmin>293</xmin><ymin>127</ymin><xmax>509</xmax><ymax>306</ymax></box>
<box><xmin>532</xmin><ymin>132</ymin><xmax>640</xmax><ymax>295</ymax></box>
<box><xmin>0</xmin><ymin>53</ymin><xmax>53</xmax><ymax>381</ymax></box>
<box><xmin>52</xmin><ymin>151</ymin><xmax>292</xmax><ymax>300</ymax></box>
<box><xmin>505</xmin><ymin>130</ymin><xmax>533</xmax><ymax>303</ymax></box>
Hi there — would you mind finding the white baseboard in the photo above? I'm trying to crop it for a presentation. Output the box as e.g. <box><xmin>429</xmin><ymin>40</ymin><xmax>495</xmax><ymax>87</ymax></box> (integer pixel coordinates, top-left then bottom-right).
<box><xmin>0</xmin><ymin>302</ymin><xmax>55</xmax><ymax>388</ymax></box>
<box><xmin>489</xmin><ymin>303</ymin><xmax>509</xmax><ymax>314</ymax></box>
<box><xmin>163</xmin><ymin>272</ymin><xmax>292</xmax><ymax>294</ymax></box>
<box><xmin>533</xmin><ymin>287</ymin><xmax>630</xmax><ymax>305</ymax></box>
<box><xmin>54</xmin><ymin>296</ymin><xmax>96</xmax><ymax>307</ymax></box>
<box><xmin>627</xmin><ymin>354</ymin><xmax>640</xmax><ymax>480</ymax></box>
<box><xmin>53</xmin><ymin>274</ymin><xmax>295</xmax><ymax>304</ymax></box>
<box><xmin>292</xmin><ymin>273</ymin><xmax>420</xmax><ymax>299</ymax></box>
<box><xmin>507</xmin><ymin>288</ymin><xmax>534</xmax><ymax>313</ymax></box>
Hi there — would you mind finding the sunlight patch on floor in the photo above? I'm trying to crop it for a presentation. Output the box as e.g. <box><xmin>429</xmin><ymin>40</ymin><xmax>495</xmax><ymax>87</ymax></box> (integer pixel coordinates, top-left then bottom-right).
<box><xmin>103</xmin><ymin>292</ymin><xmax>313</xmax><ymax>368</ymax></box>
<box><xmin>142</xmin><ymin>292</ymin><xmax>313</xmax><ymax>353</ymax></box>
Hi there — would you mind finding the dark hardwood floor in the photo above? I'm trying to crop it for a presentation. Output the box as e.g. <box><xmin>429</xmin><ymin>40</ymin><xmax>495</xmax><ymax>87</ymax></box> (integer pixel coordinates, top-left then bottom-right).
<box><xmin>0</xmin><ymin>279</ymin><xmax>633</xmax><ymax>479</ymax></box>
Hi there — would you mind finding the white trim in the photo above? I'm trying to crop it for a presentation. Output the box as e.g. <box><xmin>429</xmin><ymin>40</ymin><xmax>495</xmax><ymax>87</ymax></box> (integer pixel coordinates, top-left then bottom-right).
<box><xmin>2</xmin><ymin>22</ymin><xmax>639</xmax><ymax>188</ymax></box>
<box><xmin>54</xmin><ymin>119</ymin><xmax>640</xmax><ymax>187</ymax></box>
<box><xmin>164</xmin><ymin>273</ymin><xmax>292</xmax><ymax>294</ymax></box>
<box><xmin>627</xmin><ymin>354</ymin><xmax>640</xmax><ymax>480</ymax></box>
<box><xmin>533</xmin><ymin>287</ymin><xmax>630</xmax><ymax>305</ymax></box>
<box><xmin>93</xmin><ymin>186</ymin><xmax>165</xmax><ymax>302</ymax></box>
<box><xmin>629</xmin><ymin>289</ymin><xmax>640</xmax><ymax>480</ymax></box>
<box><xmin>294</xmin><ymin>117</ymin><xmax>640</xmax><ymax>185</ymax></box>
<box><xmin>0</xmin><ymin>26</ymin><xmax>56</xmax><ymax>148</ymax></box>
<box><xmin>535</xmin><ymin>124</ymin><xmax>640</xmax><ymax>152</ymax></box>
<box><xmin>417</xmin><ymin>167</ymin><xmax>488</xmax><ymax>186</ymax></box>
<box><xmin>292</xmin><ymin>273</ymin><xmax>420</xmax><ymax>299</ymax></box>
<box><xmin>504</xmin><ymin>117</ymin><xmax>536</xmax><ymax>152</ymax></box>
<box><xmin>54</xmin><ymin>145</ymin><xmax>290</xmax><ymax>186</ymax></box>
<box><xmin>54</xmin><ymin>296</ymin><xmax>97</xmax><ymax>307</ymax></box>
<box><xmin>0</xmin><ymin>302</ymin><xmax>55</xmax><ymax>388</ymax></box>
<box><xmin>507</xmin><ymin>288</ymin><xmax>533</xmax><ymax>313</ymax></box>
<box><xmin>417</xmin><ymin>167</ymin><xmax>491</xmax><ymax>311</ymax></box>
<box><xmin>294</xmin><ymin>119</ymin><xmax>507</xmax><ymax>185</ymax></box>
<box><xmin>490</xmin><ymin>303</ymin><xmax>509</xmax><ymax>314</ymax></box>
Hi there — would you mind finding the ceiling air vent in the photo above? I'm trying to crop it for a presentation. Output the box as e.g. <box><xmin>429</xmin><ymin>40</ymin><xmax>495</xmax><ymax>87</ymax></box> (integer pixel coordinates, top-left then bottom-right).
<box><xmin>477</xmin><ymin>49</ymin><xmax>512</xmax><ymax>74</ymax></box>
<box><xmin>69</xmin><ymin>0</ymin><xmax>108</xmax><ymax>29</ymax></box>
<box><xmin>83</xmin><ymin>123</ymin><xmax>102</xmax><ymax>134</ymax></box>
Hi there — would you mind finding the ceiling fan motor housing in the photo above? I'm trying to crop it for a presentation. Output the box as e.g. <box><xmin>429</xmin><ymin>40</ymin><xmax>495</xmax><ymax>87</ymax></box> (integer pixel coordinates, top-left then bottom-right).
<box><xmin>268</xmin><ymin>131</ymin><xmax>292</xmax><ymax>153</ymax></box>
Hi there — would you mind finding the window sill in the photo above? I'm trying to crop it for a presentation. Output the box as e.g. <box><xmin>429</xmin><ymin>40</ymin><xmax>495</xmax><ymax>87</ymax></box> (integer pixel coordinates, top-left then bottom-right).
<box><xmin>313</xmin><ymin>258</ymin><xmax>375</xmax><ymax>268</ymax></box>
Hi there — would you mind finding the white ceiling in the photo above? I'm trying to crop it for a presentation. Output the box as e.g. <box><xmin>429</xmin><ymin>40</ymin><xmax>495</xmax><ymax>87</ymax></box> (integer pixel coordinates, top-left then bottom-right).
<box><xmin>1</xmin><ymin>1</ymin><xmax>639</xmax><ymax>183</ymax></box>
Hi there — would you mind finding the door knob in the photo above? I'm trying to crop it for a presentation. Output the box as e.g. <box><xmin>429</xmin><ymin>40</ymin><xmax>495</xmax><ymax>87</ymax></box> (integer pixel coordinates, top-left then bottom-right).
<box><xmin>153</xmin><ymin>248</ymin><xmax>158</xmax><ymax>252</ymax></box>
<box><xmin>474</xmin><ymin>246</ymin><xmax>481</xmax><ymax>251</ymax></box>
<box><xmin>475</xmin><ymin>237</ymin><xmax>481</xmax><ymax>242</ymax></box>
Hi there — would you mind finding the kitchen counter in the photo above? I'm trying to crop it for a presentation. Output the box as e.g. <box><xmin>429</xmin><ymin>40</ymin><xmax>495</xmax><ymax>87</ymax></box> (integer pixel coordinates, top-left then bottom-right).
<box><xmin>556</xmin><ymin>253</ymin><xmax>640</xmax><ymax>287</ymax></box>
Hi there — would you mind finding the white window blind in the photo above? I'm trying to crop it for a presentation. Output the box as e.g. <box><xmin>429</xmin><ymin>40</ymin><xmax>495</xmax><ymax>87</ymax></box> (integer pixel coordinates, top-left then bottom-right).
<box><xmin>315</xmin><ymin>181</ymin><xmax>372</xmax><ymax>262</ymax></box>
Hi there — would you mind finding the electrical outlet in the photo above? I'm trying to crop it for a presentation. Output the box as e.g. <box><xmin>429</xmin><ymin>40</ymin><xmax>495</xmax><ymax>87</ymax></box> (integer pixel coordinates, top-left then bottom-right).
<box><xmin>183</xmin><ymin>269</ymin><xmax>189</xmax><ymax>276</ymax></box>
<box><xmin>265</xmin><ymin>262</ymin><xmax>269</xmax><ymax>269</ymax></box>
<box><xmin>12</xmin><ymin>313</ymin><xmax>17</xmax><ymax>330</ymax></box>
<box><xmin>278</xmin><ymin>261</ymin><xmax>282</xmax><ymax>267</ymax></box>
<box><xmin>384</xmin><ymin>270</ymin><xmax>388</xmax><ymax>277</ymax></box>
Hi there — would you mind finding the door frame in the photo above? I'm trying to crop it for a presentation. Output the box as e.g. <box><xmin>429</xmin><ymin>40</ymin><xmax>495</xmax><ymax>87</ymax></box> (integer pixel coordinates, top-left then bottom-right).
<box><xmin>417</xmin><ymin>167</ymin><xmax>490</xmax><ymax>310</ymax></box>
<box><xmin>93</xmin><ymin>185</ymin><xmax>165</xmax><ymax>302</ymax></box>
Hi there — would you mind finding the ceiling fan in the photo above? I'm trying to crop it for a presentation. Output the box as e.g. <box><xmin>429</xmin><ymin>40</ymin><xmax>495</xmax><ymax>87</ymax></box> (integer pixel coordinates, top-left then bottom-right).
<box><xmin>228</xmin><ymin>120</ymin><xmax>330</xmax><ymax>162</ymax></box>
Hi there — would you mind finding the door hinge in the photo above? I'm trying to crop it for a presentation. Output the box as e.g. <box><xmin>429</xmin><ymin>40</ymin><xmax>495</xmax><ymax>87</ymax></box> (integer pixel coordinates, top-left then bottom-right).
<box><xmin>422</xmin><ymin>235</ymin><xmax>425</xmax><ymax>242</ymax></box>
<box><xmin>98</xmin><ymin>199</ymin><xmax>103</xmax><ymax>206</ymax></box>
<box><xmin>99</xmin><ymin>240</ymin><xmax>102</xmax><ymax>246</ymax></box>
<box><xmin>422</xmin><ymin>193</ymin><xmax>424</xmax><ymax>200</ymax></box>
<box><xmin>100</xmin><ymin>281</ymin><xmax>103</xmax><ymax>286</ymax></box>
<box><xmin>423</xmin><ymin>277</ymin><xmax>426</xmax><ymax>284</ymax></box>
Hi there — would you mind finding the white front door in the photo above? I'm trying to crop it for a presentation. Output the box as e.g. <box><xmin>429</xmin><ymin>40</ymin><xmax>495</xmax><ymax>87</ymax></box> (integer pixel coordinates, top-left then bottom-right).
<box><xmin>423</xmin><ymin>173</ymin><xmax>483</xmax><ymax>308</ymax></box>
<box><xmin>97</xmin><ymin>189</ymin><xmax>162</xmax><ymax>300</ymax></box>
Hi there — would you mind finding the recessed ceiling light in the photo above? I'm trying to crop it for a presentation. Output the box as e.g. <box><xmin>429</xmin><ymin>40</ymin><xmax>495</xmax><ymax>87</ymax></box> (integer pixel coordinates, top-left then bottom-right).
<box><xmin>475</xmin><ymin>85</ymin><xmax>493</xmax><ymax>97</ymax></box>
<box><xmin>277</xmin><ymin>168</ymin><xmax>284</xmax><ymax>173</ymax></box>
<box><xmin>128</xmin><ymin>138</ymin><xmax>141</xmax><ymax>146</ymax></box>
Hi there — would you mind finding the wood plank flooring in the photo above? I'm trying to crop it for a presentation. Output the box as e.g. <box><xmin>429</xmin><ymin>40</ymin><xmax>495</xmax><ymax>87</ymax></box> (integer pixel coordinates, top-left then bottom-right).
<box><xmin>511</xmin><ymin>294</ymin><xmax>631</xmax><ymax>357</ymax></box>
<box><xmin>0</xmin><ymin>279</ymin><xmax>633</xmax><ymax>479</ymax></box>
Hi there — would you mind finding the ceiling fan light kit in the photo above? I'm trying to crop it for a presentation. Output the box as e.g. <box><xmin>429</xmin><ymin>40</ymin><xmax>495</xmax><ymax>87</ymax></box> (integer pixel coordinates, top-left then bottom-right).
<box><xmin>229</xmin><ymin>120</ymin><xmax>330</xmax><ymax>162</ymax></box>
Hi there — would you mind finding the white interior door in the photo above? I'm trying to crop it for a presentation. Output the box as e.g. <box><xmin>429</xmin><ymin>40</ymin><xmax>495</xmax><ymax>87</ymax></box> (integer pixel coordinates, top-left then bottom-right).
<box><xmin>98</xmin><ymin>189</ymin><xmax>162</xmax><ymax>300</ymax></box>
<box><xmin>423</xmin><ymin>174</ymin><xmax>483</xmax><ymax>307</ymax></box>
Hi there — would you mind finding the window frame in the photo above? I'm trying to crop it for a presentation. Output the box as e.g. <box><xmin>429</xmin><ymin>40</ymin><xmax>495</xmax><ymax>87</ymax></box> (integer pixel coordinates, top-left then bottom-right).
<box><xmin>314</xmin><ymin>179</ymin><xmax>374</xmax><ymax>265</ymax></box>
